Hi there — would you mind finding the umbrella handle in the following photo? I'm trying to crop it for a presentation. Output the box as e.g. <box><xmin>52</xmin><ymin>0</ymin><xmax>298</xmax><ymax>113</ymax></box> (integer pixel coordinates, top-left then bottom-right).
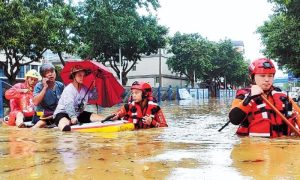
<box><xmin>261</xmin><ymin>95</ymin><xmax>300</xmax><ymax>136</ymax></box>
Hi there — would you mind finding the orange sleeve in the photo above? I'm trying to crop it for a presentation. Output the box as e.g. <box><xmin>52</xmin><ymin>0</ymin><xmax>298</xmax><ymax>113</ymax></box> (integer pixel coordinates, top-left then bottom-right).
<box><xmin>151</xmin><ymin>109</ymin><xmax>168</xmax><ymax>127</ymax></box>
<box><xmin>231</xmin><ymin>98</ymin><xmax>252</xmax><ymax>113</ymax></box>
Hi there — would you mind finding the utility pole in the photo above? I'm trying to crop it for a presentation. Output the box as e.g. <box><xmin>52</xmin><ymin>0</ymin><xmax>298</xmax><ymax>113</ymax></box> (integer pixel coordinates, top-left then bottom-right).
<box><xmin>159</xmin><ymin>48</ymin><xmax>162</xmax><ymax>87</ymax></box>
<box><xmin>194</xmin><ymin>70</ymin><xmax>196</xmax><ymax>88</ymax></box>
<box><xmin>119</xmin><ymin>48</ymin><xmax>122</xmax><ymax>85</ymax></box>
<box><xmin>225</xmin><ymin>76</ymin><xmax>227</xmax><ymax>97</ymax></box>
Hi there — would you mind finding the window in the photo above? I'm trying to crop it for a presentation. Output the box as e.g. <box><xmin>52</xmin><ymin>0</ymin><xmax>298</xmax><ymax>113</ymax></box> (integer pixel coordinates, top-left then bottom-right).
<box><xmin>132</xmin><ymin>65</ymin><xmax>136</xmax><ymax>71</ymax></box>
<box><xmin>31</xmin><ymin>65</ymin><xmax>38</xmax><ymax>71</ymax></box>
<box><xmin>25</xmin><ymin>65</ymin><xmax>30</xmax><ymax>72</ymax></box>
<box><xmin>17</xmin><ymin>66</ymin><xmax>25</xmax><ymax>78</ymax></box>
<box><xmin>0</xmin><ymin>67</ymin><xmax>4</xmax><ymax>77</ymax></box>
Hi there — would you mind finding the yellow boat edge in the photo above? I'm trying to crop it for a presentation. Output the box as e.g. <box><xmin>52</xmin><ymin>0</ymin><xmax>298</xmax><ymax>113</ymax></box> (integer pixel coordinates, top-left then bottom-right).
<box><xmin>71</xmin><ymin>122</ymin><xmax>135</xmax><ymax>133</ymax></box>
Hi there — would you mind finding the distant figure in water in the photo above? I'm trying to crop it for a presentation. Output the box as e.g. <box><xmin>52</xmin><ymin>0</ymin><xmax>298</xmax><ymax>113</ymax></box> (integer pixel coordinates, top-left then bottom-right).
<box><xmin>110</xmin><ymin>81</ymin><xmax>168</xmax><ymax>129</ymax></box>
<box><xmin>5</xmin><ymin>69</ymin><xmax>40</xmax><ymax>128</ymax></box>
<box><xmin>229</xmin><ymin>58</ymin><xmax>300</xmax><ymax>138</ymax></box>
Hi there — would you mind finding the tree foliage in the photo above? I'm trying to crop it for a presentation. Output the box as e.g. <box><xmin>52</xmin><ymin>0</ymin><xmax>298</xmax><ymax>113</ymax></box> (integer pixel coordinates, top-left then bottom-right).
<box><xmin>167</xmin><ymin>33</ymin><xmax>248</xmax><ymax>90</ymax></box>
<box><xmin>166</xmin><ymin>32</ymin><xmax>213</xmax><ymax>87</ymax></box>
<box><xmin>268</xmin><ymin>0</ymin><xmax>300</xmax><ymax>18</ymax></box>
<box><xmin>208</xmin><ymin>40</ymin><xmax>248</xmax><ymax>87</ymax></box>
<box><xmin>0</xmin><ymin>0</ymin><xmax>78</xmax><ymax>84</ymax></box>
<box><xmin>257</xmin><ymin>0</ymin><xmax>300</xmax><ymax>76</ymax></box>
<box><xmin>76</xmin><ymin>0</ymin><xmax>168</xmax><ymax>85</ymax></box>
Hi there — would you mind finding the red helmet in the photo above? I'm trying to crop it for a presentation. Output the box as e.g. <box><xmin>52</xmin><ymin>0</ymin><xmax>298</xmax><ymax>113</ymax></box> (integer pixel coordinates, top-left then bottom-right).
<box><xmin>131</xmin><ymin>81</ymin><xmax>152</xmax><ymax>97</ymax></box>
<box><xmin>249</xmin><ymin>58</ymin><xmax>276</xmax><ymax>76</ymax></box>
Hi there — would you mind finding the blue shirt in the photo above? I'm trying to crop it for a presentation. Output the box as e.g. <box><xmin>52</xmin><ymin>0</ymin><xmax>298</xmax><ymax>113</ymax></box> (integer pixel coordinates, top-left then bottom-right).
<box><xmin>33</xmin><ymin>81</ymin><xmax>64</xmax><ymax>112</ymax></box>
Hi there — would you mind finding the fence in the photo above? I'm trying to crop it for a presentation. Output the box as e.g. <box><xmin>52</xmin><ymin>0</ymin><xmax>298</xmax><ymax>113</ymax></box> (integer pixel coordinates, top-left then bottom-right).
<box><xmin>141</xmin><ymin>87</ymin><xmax>210</xmax><ymax>101</ymax></box>
<box><xmin>0</xmin><ymin>80</ymin><xmax>3</xmax><ymax>118</ymax></box>
<box><xmin>0</xmin><ymin>79</ymin><xmax>13</xmax><ymax>119</ymax></box>
<box><xmin>218</xmin><ymin>89</ymin><xmax>236</xmax><ymax>98</ymax></box>
<box><xmin>121</xmin><ymin>87</ymin><xmax>233</xmax><ymax>102</ymax></box>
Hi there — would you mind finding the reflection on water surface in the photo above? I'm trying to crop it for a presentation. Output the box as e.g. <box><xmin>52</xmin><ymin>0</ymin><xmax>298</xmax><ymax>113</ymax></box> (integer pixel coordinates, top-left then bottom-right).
<box><xmin>1</xmin><ymin>98</ymin><xmax>300</xmax><ymax>179</ymax></box>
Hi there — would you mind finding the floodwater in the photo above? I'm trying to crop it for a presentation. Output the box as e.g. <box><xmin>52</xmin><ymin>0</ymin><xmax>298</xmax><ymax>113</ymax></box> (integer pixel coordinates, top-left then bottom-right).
<box><xmin>1</xmin><ymin>98</ymin><xmax>300</xmax><ymax>179</ymax></box>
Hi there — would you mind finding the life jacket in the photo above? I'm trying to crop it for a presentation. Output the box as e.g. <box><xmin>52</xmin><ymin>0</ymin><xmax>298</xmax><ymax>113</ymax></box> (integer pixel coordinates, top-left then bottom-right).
<box><xmin>236</xmin><ymin>87</ymin><xmax>295</xmax><ymax>138</ymax></box>
<box><xmin>7</xmin><ymin>93</ymin><xmax>35</xmax><ymax>126</ymax></box>
<box><xmin>123</xmin><ymin>99</ymin><xmax>160</xmax><ymax>129</ymax></box>
<box><xmin>19</xmin><ymin>93</ymin><xmax>35</xmax><ymax>117</ymax></box>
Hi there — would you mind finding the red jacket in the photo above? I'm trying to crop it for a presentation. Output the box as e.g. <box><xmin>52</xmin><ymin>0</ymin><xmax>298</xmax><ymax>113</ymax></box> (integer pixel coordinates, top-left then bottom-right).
<box><xmin>229</xmin><ymin>87</ymin><xmax>298</xmax><ymax>138</ymax></box>
<box><xmin>114</xmin><ymin>100</ymin><xmax>168</xmax><ymax>129</ymax></box>
<box><xmin>5</xmin><ymin>82</ymin><xmax>35</xmax><ymax>125</ymax></box>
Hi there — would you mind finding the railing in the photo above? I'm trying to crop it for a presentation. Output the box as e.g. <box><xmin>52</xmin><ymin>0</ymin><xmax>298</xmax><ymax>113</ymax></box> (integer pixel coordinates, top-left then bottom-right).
<box><xmin>0</xmin><ymin>79</ymin><xmax>4</xmax><ymax>118</ymax></box>
<box><xmin>218</xmin><ymin>89</ymin><xmax>236</xmax><ymax>98</ymax></box>
<box><xmin>0</xmin><ymin>79</ymin><xmax>12</xmax><ymax>118</ymax></box>
<box><xmin>121</xmin><ymin>86</ymin><xmax>212</xmax><ymax>102</ymax></box>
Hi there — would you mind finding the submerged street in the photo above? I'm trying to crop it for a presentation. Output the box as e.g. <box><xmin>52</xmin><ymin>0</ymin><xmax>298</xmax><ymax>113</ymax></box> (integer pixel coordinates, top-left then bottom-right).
<box><xmin>1</xmin><ymin>98</ymin><xmax>300</xmax><ymax>179</ymax></box>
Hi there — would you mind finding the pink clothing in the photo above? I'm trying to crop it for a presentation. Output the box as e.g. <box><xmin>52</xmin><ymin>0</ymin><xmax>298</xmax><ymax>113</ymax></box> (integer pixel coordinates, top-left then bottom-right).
<box><xmin>5</xmin><ymin>82</ymin><xmax>35</xmax><ymax>126</ymax></box>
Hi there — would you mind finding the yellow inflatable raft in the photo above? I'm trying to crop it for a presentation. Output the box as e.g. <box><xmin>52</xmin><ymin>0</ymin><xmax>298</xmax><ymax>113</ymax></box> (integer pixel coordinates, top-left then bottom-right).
<box><xmin>71</xmin><ymin>120</ymin><xmax>135</xmax><ymax>133</ymax></box>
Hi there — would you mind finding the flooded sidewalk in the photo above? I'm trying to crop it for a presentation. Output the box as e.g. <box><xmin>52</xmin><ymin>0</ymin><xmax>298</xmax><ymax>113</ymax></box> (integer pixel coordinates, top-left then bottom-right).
<box><xmin>1</xmin><ymin>98</ymin><xmax>300</xmax><ymax>179</ymax></box>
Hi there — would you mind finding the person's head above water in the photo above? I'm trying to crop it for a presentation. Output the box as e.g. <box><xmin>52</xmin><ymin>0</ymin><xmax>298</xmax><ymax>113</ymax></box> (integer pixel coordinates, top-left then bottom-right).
<box><xmin>248</xmin><ymin>58</ymin><xmax>276</xmax><ymax>91</ymax></box>
<box><xmin>130</xmin><ymin>81</ymin><xmax>152</xmax><ymax>102</ymax></box>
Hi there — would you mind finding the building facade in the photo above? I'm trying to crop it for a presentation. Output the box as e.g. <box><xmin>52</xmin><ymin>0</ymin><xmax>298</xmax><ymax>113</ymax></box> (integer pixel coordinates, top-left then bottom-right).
<box><xmin>125</xmin><ymin>49</ymin><xmax>188</xmax><ymax>88</ymax></box>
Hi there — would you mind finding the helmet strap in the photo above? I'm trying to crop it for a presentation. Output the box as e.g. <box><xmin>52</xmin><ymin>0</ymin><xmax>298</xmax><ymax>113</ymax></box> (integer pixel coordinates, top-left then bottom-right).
<box><xmin>142</xmin><ymin>90</ymin><xmax>149</xmax><ymax>99</ymax></box>
<box><xmin>250</xmin><ymin>75</ymin><xmax>255</xmax><ymax>84</ymax></box>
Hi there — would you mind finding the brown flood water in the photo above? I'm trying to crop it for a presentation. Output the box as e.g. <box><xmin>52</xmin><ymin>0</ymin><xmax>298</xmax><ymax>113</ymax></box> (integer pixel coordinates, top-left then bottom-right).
<box><xmin>1</xmin><ymin>98</ymin><xmax>300</xmax><ymax>179</ymax></box>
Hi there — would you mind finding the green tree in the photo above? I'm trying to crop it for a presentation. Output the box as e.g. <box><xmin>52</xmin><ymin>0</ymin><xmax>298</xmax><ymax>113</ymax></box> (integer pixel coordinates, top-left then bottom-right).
<box><xmin>268</xmin><ymin>0</ymin><xmax>300</xmax><ymax>18</ymax></box>
<box><xmin>167</xmin><ymin>33</ymin><xmax>248</xmax><ymax>95</ymax></box>
<box><xmin>257</xmin><ymin>0</ymin><xmax>300</xmax><ymax>76</ymax></box>
<box><xmin>206</xmin><ymin>40</ymin><xmax>248</xmax><ymax>87</ymax></box>
<box><xmin>167</xmin><ymin>32</ymin><xmax>214</xmax><ymax>88</ymax></box>
<box><xmin>0</xmin><ymin>0</ymin><xmax>78</xmax><ymax>84</ymax></box>
<box><xmin>76</xmin><ymin>0</ymin><xmax>167</xmax><ymax>85</ymax></box>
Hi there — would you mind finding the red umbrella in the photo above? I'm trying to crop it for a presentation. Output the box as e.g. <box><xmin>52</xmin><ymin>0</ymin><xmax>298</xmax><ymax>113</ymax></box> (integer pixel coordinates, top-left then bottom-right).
<box><xmin>60</xmin><ymin>60</ymin><xmax>125</xmax><ymax>107</ymax></box>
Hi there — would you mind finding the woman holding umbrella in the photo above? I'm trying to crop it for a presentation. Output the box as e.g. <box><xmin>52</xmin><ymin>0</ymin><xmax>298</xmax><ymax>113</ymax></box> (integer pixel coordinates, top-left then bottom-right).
<box><xmin>53</xmin><ymin>65</ymin><xmax>104</xmax><ymax>131</ymax></box>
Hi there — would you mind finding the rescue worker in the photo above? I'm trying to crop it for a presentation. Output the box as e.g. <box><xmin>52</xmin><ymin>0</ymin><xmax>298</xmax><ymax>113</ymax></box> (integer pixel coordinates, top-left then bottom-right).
<box><xmin>110</xmin><ymin>81</ymin><xmax>168</xmax><ymax>129</ymax></box>
<box><xmin>5</xmin><ymin>69</ymin><xmax>40</xmax><ymax>127</ymax></box>
<box><xmin>229</xmin><ymin>58</ymin><xmax>300</xmax><ymax>138</ymax></box>
<box><xmin>53</xmin><ymin>66</ymin><xmax>104</xmax><ymax>131</ymax></box>
<box><xmin>33</xmin><ymin>63</ymin><xmax>64</xmax><ymax>128</ymax></box>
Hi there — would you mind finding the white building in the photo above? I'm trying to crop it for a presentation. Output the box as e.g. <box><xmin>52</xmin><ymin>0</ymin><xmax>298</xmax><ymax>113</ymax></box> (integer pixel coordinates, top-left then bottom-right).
<box><xmin>232</xmin><ymin>40</ymin><xmax>245</xmax><ymax>54</ymax></box>
<box><xmin>125</xmin><ymin>49</ymin><xmax>188</xmax><ymax>88</ymax></box>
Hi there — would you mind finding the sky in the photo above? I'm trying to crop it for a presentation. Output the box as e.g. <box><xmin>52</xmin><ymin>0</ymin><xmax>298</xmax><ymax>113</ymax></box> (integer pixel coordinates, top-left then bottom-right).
<box><xmin>155</xmin><ymin>0</ymin><xmax>273</xmax><ymax>61</ymax></box>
